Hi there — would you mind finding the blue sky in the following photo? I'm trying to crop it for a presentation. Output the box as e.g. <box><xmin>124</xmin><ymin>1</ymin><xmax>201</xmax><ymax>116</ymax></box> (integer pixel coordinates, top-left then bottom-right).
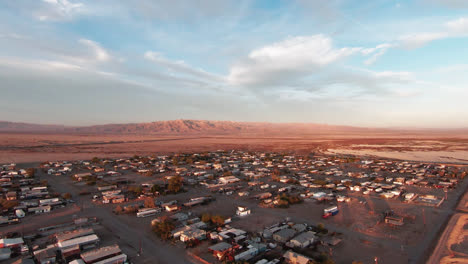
<box><xmin>1</xmin><ymin>0</ymin><xmax>468</xmax><ymax>128</ymax></box>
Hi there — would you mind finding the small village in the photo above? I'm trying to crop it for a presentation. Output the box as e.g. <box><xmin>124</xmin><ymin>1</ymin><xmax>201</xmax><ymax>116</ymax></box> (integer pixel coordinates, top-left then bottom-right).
<box><xmin>0</xmin><ymin>151</ymin><xmax>467</xmax><ymax>264</ymax></box>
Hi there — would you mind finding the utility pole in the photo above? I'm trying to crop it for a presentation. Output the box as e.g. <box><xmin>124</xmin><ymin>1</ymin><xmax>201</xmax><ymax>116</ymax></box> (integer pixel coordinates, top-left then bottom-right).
<box><xmin>422</xmin><ymin>208</ymin><xmax>426</xmax><ymax>229</ymax></box>
<box><xmin>138</xmin><ymin>238</ymin><xmax>142</xmax><ymax>256</ymax></box>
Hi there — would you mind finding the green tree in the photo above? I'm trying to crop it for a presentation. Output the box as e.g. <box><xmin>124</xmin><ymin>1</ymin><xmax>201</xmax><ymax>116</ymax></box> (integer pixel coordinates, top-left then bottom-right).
<box><xmin>144</xmin><ymin>197</ymin><xmax>156</xmax><ymax>208</ymax></box>
<box><xmin>211</xmin><ymin>215</ymin><xmax>226</xmax><ymax>226</ymax></box>
<box><xmin>114</xmin><ymin>205</ymin><xmax>123</xmax><ymax>214</ymax></box>
<box><xmin>26</xmin><ymin>168</ymin><xmax>35</xmax><ymax>177</ymax></box>
<box><xmin>168</xmin><ymin>176</ymin><xmax>183</xmax><ymax>193</ymax></box>
<box><xmin>124</xmin><ymin>205</ymin><xmax>138</xmax><ymax>214</ymax></box>
<box><xmin>152</xmin><ymin>216</ymin><xmax>175</xmax><ymax>240</ymax></box>
<box><xmin>201</xmin><ymin>213</ymin><xmax>211</xmax><ymax>223</ymax></box>
<box><xmin>0</xmin><ymin>199</ymin><xmax>18</xmax><ymax>210</ymax></box>
<box><xmin>151</xmin><ymin>184</ymin><xmax>161</xmax><ymax>193</ymax></box>
<box><xmin>129</xmin><ymin>186</ymin><xmax>143</xmax><ymax>196</ymax></box>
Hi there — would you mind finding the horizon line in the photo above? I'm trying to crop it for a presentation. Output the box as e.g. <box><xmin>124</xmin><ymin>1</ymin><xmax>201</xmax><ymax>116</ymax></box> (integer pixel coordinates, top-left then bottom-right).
<box><xmin>1</xmin><ymin>119</ymin><xmax>467</xmax><ymax>131</ymax></box>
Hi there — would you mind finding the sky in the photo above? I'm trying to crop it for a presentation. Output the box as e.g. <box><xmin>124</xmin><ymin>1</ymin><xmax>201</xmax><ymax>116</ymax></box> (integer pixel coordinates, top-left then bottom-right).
<box><xmin>1</xmin><ymin>0</ymin><xmax>468</xmax><ymax>128</ymax></box>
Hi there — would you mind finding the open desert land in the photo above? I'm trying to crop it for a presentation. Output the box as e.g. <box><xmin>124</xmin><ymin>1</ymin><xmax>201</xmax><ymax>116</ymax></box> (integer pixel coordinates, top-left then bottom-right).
<box><xmin>2</xmin><ymin>132</ymin><xmax>468</xmax><ymax>164</ymax></box>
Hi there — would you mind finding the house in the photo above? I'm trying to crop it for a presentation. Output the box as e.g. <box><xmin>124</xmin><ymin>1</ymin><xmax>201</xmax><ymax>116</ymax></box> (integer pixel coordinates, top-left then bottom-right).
<box><xmin>74</xmin><ymin>173</ymin><xmax>92</xmax><ymax>181</ymax></box>
<box><xmin>102</xmin><ymin>194</ymin><xmax>125</xmax><ymax>204</ymax></box>
<box><xmin>283</xmin><ymin>250</ymin><xmax>313</xmax><ymax>264</ymax></box>
<box><xmin>5</xmin><ymin>191</ymin><xmax>16</xmax><ymax>201</ymax></box>
<box><xmin>291</xmin><ymin>224</ymin><xmax>306</xmax><ymax>233</ymax></box>
<box><xmin>234</xmin><ymin>247</ymin><xmax>258</xmax><ymax>261</ymax></box>
<box><xmin>80</xmin><ymin>244</ymin><xmax>123</xmax><ymax>264</ymax></box>
<box><xmin>289</xmin><ymin>231</ymin><xmax>316</xmax><ymax>248</ymax></box>
<box><xmin>208</xmin><ymin>242</ymin><xmax>237</xmax><ymax>260</ymax></box>
<box><xmin>165</xmin><ymin>204</ymin><xmax>179</xmax><ymax>212</ymax></box>
<box><xmin>57</xmin><ymin>234</ymin><xmax>100</xmax><ymax>250</ymax></box>
<box><xmin>236</xmin><ymin>206</ymin><xmax>251</xmax><ymax>217</ymax></box>
<box><xmin>219</xmin><ymin>228</ymin><xmax>247</xmax><ymax>242</ymax></box>
<box><xmin>219</xmin><ymin>176</ymin><xmax>240</xmax><ymax>184</ymax></box>
<box><xmin>34</xmin><ymin>245</ymin><xmax>57</xmax><ymax>264</ymax></box>
<box><xmin>61</xmin><ymin>245</ymin><xmax>80</xmax><ymax>261</ymax></box>
<box><xmin>39</xmin><ymin>197</ymin><xmax>62</xmax><ymax>206</ymax></box>
<box><xmin>273</xmin><ymin>228</ymin><xmax>296</xmax><ymax>243</ymax></box>
<box><xmin>170</xmin><ymin>212</ymin><xmax>188</xmax><ymax>222</ymax></box>
<box><xmin>380</xmin><ymin>192</ymin><xmax>395</xmax><ymax>199</ymax></box>
<box><xmin>69</xmin><ymin>260</ymin><xmax>85</xmax><ymax>264</ymax></box>
<box><xmin>0</xmin><ymin>238</ymin><xmax>24</xmax><ymax>249</ymax></box>
<box><xmin>180</xmin><ymin>229</ymin><xmax>206</xmax><ymax>242</ymax></box>
<box><xmin>56</xmin><ymin>228</ymin><xmax>95</xmax><ymax>243</ymax></box>
<box><xmin>28</xmin><ymin>205</ymin><xmax>52</xmax><ymax>214</ymax></box>
<box><xmin>313</xmin><ymin>192</ymin><xmax>326</xmax><ymax>200</ymax></box>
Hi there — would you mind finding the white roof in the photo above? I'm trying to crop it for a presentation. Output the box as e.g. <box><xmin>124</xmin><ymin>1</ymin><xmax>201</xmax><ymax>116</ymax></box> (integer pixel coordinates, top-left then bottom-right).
<box><xmin>0</xmin><ymin>238</ymin><xmax>24</xmax><ymax>246</ymax></box>
<box><xmin>58</xmin><ymin>234</ymin><xmax>99</xmax><ymax>249</ymax></box>
<box><xmin>94</xmin><ymin>253</ymin><xmax>127</xmax><ymax>264</ymax></box>
<box><xmin>69</xmin><ymin>260</ymin><xmax>85</xmax><ymax>264</ymax></box>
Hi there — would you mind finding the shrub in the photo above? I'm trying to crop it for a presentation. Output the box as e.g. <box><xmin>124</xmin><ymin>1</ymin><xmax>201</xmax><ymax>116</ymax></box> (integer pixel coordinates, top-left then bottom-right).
<box><xmin>144</xmin><ymin>197</ymin><xmax>156</xmax><ymax>208</ymax></box>
<box><xmin>114</xmin><ymin>205</ymin><xmax>123</xmax><ymax>214</ymax></box>
<box><xmin>152</xmin><ymin>216</ymin><xmax>175</xmax><ymax>240</ymax></box>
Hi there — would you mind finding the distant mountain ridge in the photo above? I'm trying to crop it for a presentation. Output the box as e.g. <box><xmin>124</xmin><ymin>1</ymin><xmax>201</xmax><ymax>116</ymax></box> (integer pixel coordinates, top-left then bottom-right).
<box><xmin>0</xmin><ymin>120</ymin><xmax>466</xmax><ymax>135</ymax></box>
<box><xmin>0</xmin><ymin>120</ymin><xmax>372</xmax><ymax>135</ymax></box>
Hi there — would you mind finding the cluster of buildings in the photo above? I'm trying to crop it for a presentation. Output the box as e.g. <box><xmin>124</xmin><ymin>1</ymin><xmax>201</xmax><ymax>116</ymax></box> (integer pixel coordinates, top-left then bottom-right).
<box><xmin>3</xmin><ymin>151</ymin><xmax>464</xmax><ymax>264</ymax></box>
<box><xmin>0</xmin><ymin>216</ymin><xmax>129</xmax><ymax>264</ymax></box>
<box><xmin>0</xmin><ymin>164</ymin><xmax>69</xmax><ymax>226</ymax></box>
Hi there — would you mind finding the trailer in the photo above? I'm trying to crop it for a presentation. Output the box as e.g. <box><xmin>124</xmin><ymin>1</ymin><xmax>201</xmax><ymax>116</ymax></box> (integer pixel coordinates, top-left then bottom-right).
<box><xmin>323</xmin><ymin>206</ymin><xmax>339</xmax><ymax>218</ymax></box>
<box><xmin>136</xmin><ymin>208</ymin><xmax>161</xmax><ymax>218</ymax></box>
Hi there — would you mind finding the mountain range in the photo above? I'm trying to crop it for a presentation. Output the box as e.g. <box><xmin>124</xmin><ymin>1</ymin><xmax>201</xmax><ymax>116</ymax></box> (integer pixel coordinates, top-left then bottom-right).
<box><xmin>0</xmin><ymin>120</ymin><xmax>465</xmax><ymax>136</ymax></box>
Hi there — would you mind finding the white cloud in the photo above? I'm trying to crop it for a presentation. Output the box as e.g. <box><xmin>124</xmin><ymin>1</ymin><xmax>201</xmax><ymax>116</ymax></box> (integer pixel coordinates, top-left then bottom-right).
<box><xmin>362</xmin><ymin>43</ymin><xmax>394</xmax><ymax>65</ymax></box>
<box><xmin>399</xmin><ymin>32</ymin><xmax>448</xmax><ymax>49</ymax></box>
<box><xmin>144</xmin><ymin>51</ymin><xmax>222</xmax><ymax>82</ymax></box>
<box><xmin>79</xmin><ymin>39</ymin><xmax>111</xmax><ymax>62</ymax></box>
<box><xmin>227</xmin><ymin>35</ymin><xmax>397</xmax><ymax>87</ymax></box>
<box><xmin>446</xmin><ymin>17</ymin><xmax>468</xmax><ymax>33</ymax></box>
<box><xmin>37</xmin><ymin>0</ymin><xmax>84</xmax><ymax>21</ymax></box>
<box><xmin>399</xmin><ymin>17</ymin><xmax>468</xmax><ymax>49</ymax></box>
<box><xmin>227</xmin><ymin>35</ymin><xmax>363</xmax><ymax>86</ymax></box>
<box><xmin>0</xmin><ymin>57</ymin><xmax>82</xmax><ymax>72</ymax></box>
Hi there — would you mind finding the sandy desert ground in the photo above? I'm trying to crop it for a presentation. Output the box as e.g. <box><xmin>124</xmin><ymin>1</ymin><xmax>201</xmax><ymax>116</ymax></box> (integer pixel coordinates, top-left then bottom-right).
<box><xmin>1</xmin><ymin>132</ymin><xmax>468</xmax><ymax>164</ymax></box>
